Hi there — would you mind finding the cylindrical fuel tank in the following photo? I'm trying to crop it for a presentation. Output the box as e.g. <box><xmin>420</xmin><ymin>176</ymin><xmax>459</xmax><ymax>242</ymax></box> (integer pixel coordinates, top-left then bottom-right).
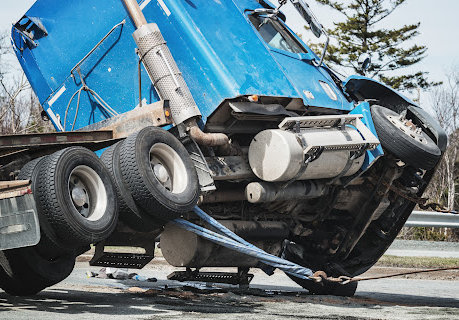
<box><xmin>248</xmin><ymin>128</ymin><xmax>365</xmax><ymax>182</ymax></box>
<box><xmin>245</xmin><ymin>180</ymin><xmax>327</xmax><ymax>203</ymax></box>
<box><xmin>160</xmin><ymin>220</ymin><xmax>288</xmax><ymax>268</ymax></box>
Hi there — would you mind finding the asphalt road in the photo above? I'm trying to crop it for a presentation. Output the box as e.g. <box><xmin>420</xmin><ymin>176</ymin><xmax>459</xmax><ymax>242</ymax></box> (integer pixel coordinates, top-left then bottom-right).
<box><xmin>386</xmin><ymin>240</ymin><xmax>459</xmax><ymax>258</ymax></box>
<box><xmin>0</xmin><ymin>262</ymin><xmax>457</xmax><ymax>320</ymax></box>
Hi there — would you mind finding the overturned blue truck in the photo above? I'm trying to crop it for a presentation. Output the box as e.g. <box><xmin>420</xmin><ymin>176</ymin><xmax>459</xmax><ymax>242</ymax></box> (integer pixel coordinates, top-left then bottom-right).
<box><xmin>0</xmin><ymin>0</ymin><xmax>446</xmax><ymax>296</ymax></box>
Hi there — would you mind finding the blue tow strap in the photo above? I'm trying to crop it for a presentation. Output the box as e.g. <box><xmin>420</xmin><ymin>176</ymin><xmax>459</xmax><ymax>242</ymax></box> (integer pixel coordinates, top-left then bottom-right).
<box><xmin>171</xmin><ymin>206</ymin><xmax>314</xmax><ymax>281</ymax></box>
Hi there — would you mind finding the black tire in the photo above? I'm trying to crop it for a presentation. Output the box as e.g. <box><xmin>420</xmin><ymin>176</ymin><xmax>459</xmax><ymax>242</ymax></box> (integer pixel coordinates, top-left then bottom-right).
<box><xmin>101</xmin><ymin>141</ymin><xmax>162</xmax><ymax>231</ymax></box>
<box><xmin>17</xmin><ymin>157</ymin><xmax>71</xmax><ymax>258</ymax></box>
<box><xmin>35</xmin><ymin>147</ymin><xmax>119</xmax><ymax>248</ymax></box>
<box><xmin>371</xmin><ymin>105</ymin><xmax>441</xmax><ymax>170</ymax></box>
<box><xmin>0</xmin><ymin>247</ymin><xmax>75</xmax><ymax>296</ymax></box>
<box><xmin>119</xmin><ymin>127</ymin><xmax>199</xmax><ymax>221</ymax></box>
<box><xmin>17</xmin><ymin>157</ymin><xmax>43</xmax><ymax>182</ymax></box>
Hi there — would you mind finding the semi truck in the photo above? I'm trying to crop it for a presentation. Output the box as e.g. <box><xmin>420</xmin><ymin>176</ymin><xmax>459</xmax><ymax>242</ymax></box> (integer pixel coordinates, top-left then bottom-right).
<box><xmin>0</xmin><ymin>0</ymin><xmax>446</xmax><ymax>296</ymax></box>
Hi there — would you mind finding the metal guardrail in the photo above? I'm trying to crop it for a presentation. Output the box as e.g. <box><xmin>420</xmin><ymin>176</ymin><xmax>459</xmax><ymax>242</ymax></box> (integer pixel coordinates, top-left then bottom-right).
<box><xmin>405</xmin><ymin>211</ymin><xmax>459</xmax><ymax>228</ymax></box>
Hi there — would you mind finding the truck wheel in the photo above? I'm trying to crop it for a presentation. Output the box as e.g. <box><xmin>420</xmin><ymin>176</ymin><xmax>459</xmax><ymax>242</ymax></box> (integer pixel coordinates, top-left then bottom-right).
<box><xmin>119</xmin><ymin>127</ymin><xmax>199</xmax><ymax>220</ymax></box>
<box><xmin>35</xmin><ymin>147</ymin><xmax>118</xmax><ymax>248</ymax></box>
<box><xmin>101</xmin><ymin>141</ymin><xmax>162</xmax><ymax>231</ymax></box>
<box><xmin>371</xmin><ymin>105</ymin><xmax>441</xmax><ymax>170</ymax></box>
<box><xmin>18</xmin><ymin>157</ymin><xmax>73</xmax><ymax>257</ymax></box>
<box><xmin>0</xmin><ymin>247</ymin><xmax>75</xmax><ymax>296</ymax></box>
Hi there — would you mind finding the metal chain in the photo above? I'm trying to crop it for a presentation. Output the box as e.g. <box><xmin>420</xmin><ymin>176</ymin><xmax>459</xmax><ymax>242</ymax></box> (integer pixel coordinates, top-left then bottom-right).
<box><xmin>382</xmin><ymin>180</ymin><xmax>458</xmax><ymax>215</ymax></box>
<box><xmin>309</xmin><ymin>267</ymin><xmax>459</xmax><ymax>285</ymax></box>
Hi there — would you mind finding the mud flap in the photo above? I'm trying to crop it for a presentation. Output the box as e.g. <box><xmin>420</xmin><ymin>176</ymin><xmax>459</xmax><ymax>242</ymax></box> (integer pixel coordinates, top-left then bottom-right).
<box><xmin>0</xmin><ymin>193</ymin><xmax>40</xmax><ymax>251</ymax></box>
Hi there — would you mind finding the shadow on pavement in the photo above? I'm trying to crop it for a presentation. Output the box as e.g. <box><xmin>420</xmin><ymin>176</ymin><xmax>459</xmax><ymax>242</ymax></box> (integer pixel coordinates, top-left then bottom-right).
<box><xmin>0</xmin><ymin>283</ymin><xmax>457</xmax><ymax>316</ymax></box>
<box><xmin>0</xmin><ymin>288</ymin><xmax>261</xmax><ymax>316</ymax></box>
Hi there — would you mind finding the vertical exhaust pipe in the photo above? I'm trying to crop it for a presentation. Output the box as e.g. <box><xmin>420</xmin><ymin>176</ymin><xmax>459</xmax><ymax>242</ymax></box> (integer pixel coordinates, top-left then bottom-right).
<box><xmin>121</xmin><ymin>0</ymin><xmax>230</xmax><ymax>150</ymax></box>
<box><xmin>122</xmin><ymin>0</ymin><xmax>201</xmax><ymax>125</ymax></box>
<box><xmin>122</xmin><ymin>0</ymin><xmax>147</xmax><ymax>28</ymax></box>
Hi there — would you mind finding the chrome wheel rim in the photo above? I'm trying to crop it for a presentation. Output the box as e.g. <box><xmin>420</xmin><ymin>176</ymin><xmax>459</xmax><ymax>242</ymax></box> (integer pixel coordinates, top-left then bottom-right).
<box><xmin>149</xmin><ymin>143</ymin><xmax>188</xmax><ymax>194</ymax></box>
<box><xmin>68</xmin><ymin>165</ymin><xmax>107</xmax><ymax>221</ymax></box>
<box><xmin>387</xmin><ymin>113</ymin><xmax>427</xmax><ymax>144</ymax></box>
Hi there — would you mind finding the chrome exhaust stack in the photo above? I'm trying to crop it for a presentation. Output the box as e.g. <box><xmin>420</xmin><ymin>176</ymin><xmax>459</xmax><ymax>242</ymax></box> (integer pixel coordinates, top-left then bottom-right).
<box><xmin>132</xmin><ymin>23</ymin><xmax>201</xmax><ymax>124</ymax></box>
<box><xmin>122</xmin><ymin>0</ymin><xmax>201</xmax><ymax>124</ymax></box>
<box><xmin>122</xmin><ymin>0</ymin><xmax>229</xmax><ymax>149</ymax></box>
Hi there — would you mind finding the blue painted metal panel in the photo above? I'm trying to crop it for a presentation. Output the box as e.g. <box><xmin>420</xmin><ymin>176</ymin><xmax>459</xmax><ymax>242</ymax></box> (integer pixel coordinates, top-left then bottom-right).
<box><xmin>12</xmin><ymin>0</ymin><xmax>357</xmax><ymax>131</ymax></box>
<box><xmin>147</xmin><ymin>0</ymin><xmax>303</xmax><ymax>122</ymax></box>
<box><xmin>350</xmin><ymin>101</ymin><xmax>384</xmax><ymax>170</ymax></box>
<box><xmin>343</xmin><ymin>75</ymin><xmax>418</xmax><ymax>107</ymax></box>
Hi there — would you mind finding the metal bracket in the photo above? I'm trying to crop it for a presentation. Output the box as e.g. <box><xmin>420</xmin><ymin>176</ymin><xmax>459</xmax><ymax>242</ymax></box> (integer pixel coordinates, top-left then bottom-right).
<box><xmin>12</xmin><ymin>16</ymin><xmax>49</xmax><ymax>48</ymax></box>
<box><xmin>183</xmin><ymin>138</ymin><xmax>216</xmax><ymax>192</ymax></box>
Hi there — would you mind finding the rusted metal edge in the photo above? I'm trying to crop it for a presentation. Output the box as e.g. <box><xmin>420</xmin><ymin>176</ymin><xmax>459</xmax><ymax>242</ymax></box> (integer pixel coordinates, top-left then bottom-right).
<box><xmin>0</xmin><ymin>180</ymin><xmax>32</xmax><ymax>200</ymax></box>
<box><xmin>0</xmin><ymin>130</ymin><xmax>114</xmax><ymax>150</ymax></box>
<box><xmin>79</xmin><ymin>100</ymin><xmax>172</xmax><ymax>139</ymax></box>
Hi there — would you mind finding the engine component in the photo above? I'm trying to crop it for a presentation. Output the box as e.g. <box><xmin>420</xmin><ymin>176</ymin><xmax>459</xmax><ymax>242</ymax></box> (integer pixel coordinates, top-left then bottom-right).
<box><xmin>160</xmin><ymin>221</ymin><xmax>287</xmax><ymax>268</ymax></box>
<box><xmin>188</xmin><ymin>119</ymin><xmax>229</xmax><ymax>147</ymax></box>
<box><xmin>124</xmin><ymin>0</ymin><xmax>231</xmax><ymax>150</ymax></box>
<box><xmin>206</xmin><ymin>155</ymin><xmax>255</xmax><ymax>181</ymax></box>
<box><xmin>245</xmin><ymin>180</ymin><xmax>327</xmax><ymax>203</ymax></box>
<box><xmin>199</xmin><ymin>189</ymin><xmax>246</xmax><ymax>203</ymax></box>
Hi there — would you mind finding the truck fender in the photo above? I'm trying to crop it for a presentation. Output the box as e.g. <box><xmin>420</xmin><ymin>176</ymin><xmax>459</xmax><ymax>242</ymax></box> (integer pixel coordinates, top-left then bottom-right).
<box><xmin>344</xmin><ymin>75</ymin><xmax>447</xmax><ymax>152</ymax></box>
<box><xmin>343</xmin><ymin>75</ymin><xmax>416</xmax><ymax>112</ymax></box>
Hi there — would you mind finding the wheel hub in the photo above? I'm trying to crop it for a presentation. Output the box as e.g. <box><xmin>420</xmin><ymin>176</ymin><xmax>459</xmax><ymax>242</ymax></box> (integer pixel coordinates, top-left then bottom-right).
<box><xmin>387</xmin><ymin>113</ymin><xmax>426</xmax><ymax>144</ymax></box>
<box><xmin>153</xmin><ymin>163</ymin><xmax>170</xmax><ymax>184</ymax></box>
<box><xmin>68</xmin><ymin>165</ymin><xmax>107</xmax><ymax>221</ymax></box>
<box><xmin>149</xmin><ymin>143</ymin><xmax>188</xmax><ymax>194</ymax></box>
<box><xmin>71</xmin><ymin>187</ymin><xmax>87</xmax><ymax>207</ymax></box>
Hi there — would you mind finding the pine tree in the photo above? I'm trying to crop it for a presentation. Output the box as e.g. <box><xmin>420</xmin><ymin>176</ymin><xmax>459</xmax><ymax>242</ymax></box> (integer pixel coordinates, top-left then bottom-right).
<box><xmin>313</xmin><ymin>0</ymin><xmax>437</xmax><ymax>90</ymax></box>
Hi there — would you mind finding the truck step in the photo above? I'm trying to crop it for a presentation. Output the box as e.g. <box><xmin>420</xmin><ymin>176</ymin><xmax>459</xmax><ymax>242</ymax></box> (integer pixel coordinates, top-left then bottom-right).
<box><xmin>279</xmin><ymin>114</ymin><xmax>363</xmax><ymax>129</ymax></box>
<box><xmin>278</xmin><ymin>114</ymin><xmax>380</xmax><ymax>152</ymax></box>
<box><xmin>168</xmin><ymin>268</ymin><xmax>254</xmax><ymax>287</ymax></box>
<box><xmin>89</xmin><ymin>251</ymin><xmax>154</xmax><ymax>269</ymax></box>
<box><xmin>89</xmin><ymin>243</ymin><xmax>154</xmax><ymax>269</ymax></box>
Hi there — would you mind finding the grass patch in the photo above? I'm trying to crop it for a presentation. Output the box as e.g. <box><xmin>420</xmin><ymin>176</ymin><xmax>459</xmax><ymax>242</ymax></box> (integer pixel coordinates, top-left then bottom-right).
<box><xmin>377</xmin><ymin>255</ymin><xmax>459</xmax><ymax>268</ymax></box>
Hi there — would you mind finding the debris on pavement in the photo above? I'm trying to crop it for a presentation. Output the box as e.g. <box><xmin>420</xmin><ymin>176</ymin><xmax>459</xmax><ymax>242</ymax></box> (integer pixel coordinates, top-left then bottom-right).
<box><xmin>86</xmin><ymin>267</ymin><xmax>157</xmax><ymax>282</ymax></box>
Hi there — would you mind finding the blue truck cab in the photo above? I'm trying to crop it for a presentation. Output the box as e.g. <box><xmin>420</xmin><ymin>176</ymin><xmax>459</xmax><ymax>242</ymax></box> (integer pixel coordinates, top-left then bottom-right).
<box><xmin>2</xmin><ymin>0</ymin><xmax>445</xmax><ymax>296</ymax></box>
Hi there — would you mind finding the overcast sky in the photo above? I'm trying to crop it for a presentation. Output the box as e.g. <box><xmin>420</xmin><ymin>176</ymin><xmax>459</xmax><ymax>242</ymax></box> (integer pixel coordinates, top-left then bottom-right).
<box><xmin>1</xmin><ymin>0</ymin><xmax>458</xmax><ymax>104</ymax></box>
